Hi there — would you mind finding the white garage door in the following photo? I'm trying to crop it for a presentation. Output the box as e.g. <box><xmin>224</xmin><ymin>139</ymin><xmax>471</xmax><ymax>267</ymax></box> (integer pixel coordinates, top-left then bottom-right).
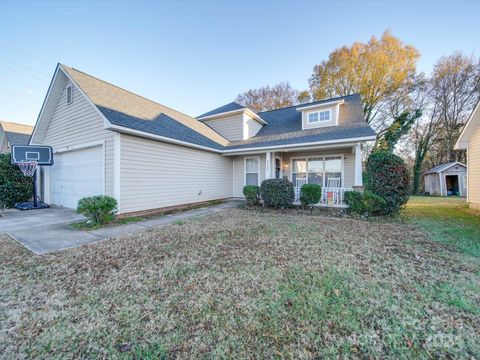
<box><xmin>50</xmin><ymin>145</ymin><xmax>104</xmax><ymax>209</ymax></box>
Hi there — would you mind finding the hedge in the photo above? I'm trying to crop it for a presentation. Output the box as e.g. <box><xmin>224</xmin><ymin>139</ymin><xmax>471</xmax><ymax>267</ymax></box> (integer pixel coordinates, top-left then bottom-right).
<box><xmin>260</xmin><ymin>178</ymin><xmax>294</xmax><ymax>208</ymax></box>
<box><xmin>365</xmin><ymin>151</ymin><xmax>411</xmax><ymax>215</ymax></box>
<box><xmin>300</xmin><ymin>184</ymin><xmax>322</xmax><ymax>207</ymax></box>
<box><xmin>77</xmin><ymin>195</ymin><xmax>118</xmax><ymax>225</ymax></box>
<box><xmin>243</xmin><ymin>185</ymin><xmax>260</xmax><ymax>206</ymax></box>
<box><xmin>0</xmin><ymin>153</ymin><xmax>33</xmax><ymax>208</ymax></box>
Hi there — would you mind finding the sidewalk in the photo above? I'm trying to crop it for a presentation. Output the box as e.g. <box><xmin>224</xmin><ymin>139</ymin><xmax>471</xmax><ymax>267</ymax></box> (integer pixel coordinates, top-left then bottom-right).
<box><xmin>4</xmin><ymin>200</ymin><xmax>242</xmax><ymax>255</ymax></box>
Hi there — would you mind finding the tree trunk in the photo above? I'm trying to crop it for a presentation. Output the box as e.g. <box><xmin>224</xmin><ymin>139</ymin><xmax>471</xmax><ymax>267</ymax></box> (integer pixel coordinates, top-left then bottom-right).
<box><xmin>412</xmin><ymin>150</ymin><xmax>426</xmax><ymax>195</ymax></box>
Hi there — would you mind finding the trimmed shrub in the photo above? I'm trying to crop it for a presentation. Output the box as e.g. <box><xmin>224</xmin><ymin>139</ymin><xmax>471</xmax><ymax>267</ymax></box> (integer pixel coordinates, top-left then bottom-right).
<box><xmin>0</xmin><ymin>153</ymin><xmax>32</xmax><ymax>208</ymax></box>
<box><xmin>366</xmin><ymin>151</ymin><xmax>411</xmax><ymax>215</ymax></box>
<box><xmin>260</xmin><ymin>178</ymin><xmax>294</xmax><ymax>209</ymax></box>
<box><xmin>77</xmin><ymin>195</ymin><xmax>118</xmax><ymax>225</ymax></box>
<box><xmin>300</xmin><ymin>184</ymin><xmax>322</xmax><ymax>207</ymax></box>
<box><xmin>345</xmin><ymin>191</ymin><xmax>365</xmax><ymax>215</ymax></box>
<box><xmin>363</xmin><ymin>191</ymin><xmax>386</xmax><ymax>216</ymax></box>
<box><xmin>243</xmin><ymin>185</ymin><xmax>260</xmax><ymax>206</ymax></box>
<box><xmin>345</xmin><ymin>190</ymin><xmax>386</xmax><ymax>217</ymax></box>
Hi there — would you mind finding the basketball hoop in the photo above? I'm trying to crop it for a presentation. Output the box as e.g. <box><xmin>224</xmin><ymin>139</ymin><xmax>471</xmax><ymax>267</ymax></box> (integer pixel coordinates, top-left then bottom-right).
<box><xmin>18</xmin><ymin>161</ymin><xmax>38</xmax><ymax>177</ymax></box>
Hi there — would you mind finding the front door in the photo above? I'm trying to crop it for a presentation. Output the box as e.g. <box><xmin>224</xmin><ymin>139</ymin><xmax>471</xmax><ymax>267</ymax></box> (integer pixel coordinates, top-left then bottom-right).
<box><xmin>275</xmin><ymin>158</ymin><xmax>281</xmax><ymax>178</ymax></box>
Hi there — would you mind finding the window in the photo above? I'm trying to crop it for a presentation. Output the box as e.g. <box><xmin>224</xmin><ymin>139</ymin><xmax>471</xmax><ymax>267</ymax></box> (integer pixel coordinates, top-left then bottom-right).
<box><xmin>292</xmin><ymin>159</ymin><xmax>307</xmax><ymax>187</ymax></box>
<box><xmin>307</xmin><ymin>109</ymin><xmax>331</xmax><ymax>123</ymax></box>
<box><xmin>291</xmin><ymin>156</ymin><xmax>342</xmax><ymax>188</ymax></box>
<box><xmin>66</xmin><ymin>85</ymin><xmax>73</xmax><ymax>105</ymax></box>
<box><xmin>307</xmin><ymin>157</ymin><xmax>323</xmax><ymax>185</ymax></box>
<box><xmin>324</xmin><ymin>156</ymin><xmax>342</xmax><ymax>187</ymax></box>
<box><xmin>245</xmin><ymin>157</ymin><xmax>259</xmax><ymax>186</ymax></box>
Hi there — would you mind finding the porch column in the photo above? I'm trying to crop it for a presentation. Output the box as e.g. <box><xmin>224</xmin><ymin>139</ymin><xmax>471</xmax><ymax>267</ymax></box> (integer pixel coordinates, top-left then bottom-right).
<box><xmin>354</xmin><ymin>142</ymin><xmax>363</xmax><ymax>187</ymax></box>
<box><xmin>265</xmin><ymin>152</ymin><xmax>272</xmax><ymax>179</ymax></box>
<box><xmin>271</xmin><ymin>152</ymin><xmax>276</xmax><ymax>178</ymax></box>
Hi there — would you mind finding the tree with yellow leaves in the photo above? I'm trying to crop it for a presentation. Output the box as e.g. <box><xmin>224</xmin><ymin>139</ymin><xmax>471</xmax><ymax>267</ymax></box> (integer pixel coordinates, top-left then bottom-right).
<box><xmin>309</xmin><ymin>31</ymin><xmax>420</xmax><ymax>131</ymax></box>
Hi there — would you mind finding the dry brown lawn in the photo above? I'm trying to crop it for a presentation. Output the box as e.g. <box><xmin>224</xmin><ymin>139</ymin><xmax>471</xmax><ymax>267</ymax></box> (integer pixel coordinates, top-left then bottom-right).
<box><xmin>1</xmin><ymin>207</ymin><xmax>479</xmax><ymax>359</ymax></box>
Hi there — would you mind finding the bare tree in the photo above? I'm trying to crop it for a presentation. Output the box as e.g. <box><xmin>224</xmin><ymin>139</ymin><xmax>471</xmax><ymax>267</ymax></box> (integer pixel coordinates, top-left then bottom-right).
<box><xmin>236</xmin><ymin>83</ymin><xmax>304</xmax><ymax>112</ymax></box>
<box><xmin>430</xmin><ymin>52</ymin><xmax>480</xmax><ymax>162</ymax></box>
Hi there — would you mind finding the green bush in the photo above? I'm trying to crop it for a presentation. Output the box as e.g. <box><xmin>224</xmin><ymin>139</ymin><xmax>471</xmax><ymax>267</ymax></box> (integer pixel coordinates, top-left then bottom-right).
<box><xmin>0</xmin><ymin>153</ymin><xmax>33</xmax><ymax>208</ymax></box>
<box><xmin>363</xmin><ymin>191</ymin><xmax>386</xmax><ymax>216</ymax></box>
<box><xmin>243</xmin><ymin>185</ymin><xmax>260</xmax><ymax>206</ymax></box>
<box><xmin>260</xmin><ymin>178</ymin><xmax>294</xmax><ymax>208</ymax></box>
<box><xmin>345</xmin><ymin>191</ymin><xmax>365</xmax><ymax>215</ymax></box>
<box><xmin>345</xmin><ymin>190</ymin><xmax>386</xmax><ymax>217</ymax></box>
<box><xmin>77</xmin><ymin>195</ymin><xmax>118</xmax><ymax>225</ymax></box>
<box><xmin>300</xmin><ymin>184</ymin><xmax>322</xmax><ymax>207</ymax></box>
<box><xmin>366</xmin><ymin>151</ymin><xmax>411</xmax><ymax>215</ymax></box>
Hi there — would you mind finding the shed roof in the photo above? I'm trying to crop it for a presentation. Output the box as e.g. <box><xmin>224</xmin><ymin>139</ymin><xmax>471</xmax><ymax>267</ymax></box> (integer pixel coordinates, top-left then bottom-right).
<box><xmin>425</xmin><ymin>161</ymin><xmax>467</xmax><ymax>174</ymax></box>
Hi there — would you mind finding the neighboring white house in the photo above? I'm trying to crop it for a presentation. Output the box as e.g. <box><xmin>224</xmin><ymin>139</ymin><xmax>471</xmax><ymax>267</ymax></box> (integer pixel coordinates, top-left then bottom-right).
<box><xmin>30</xmin><ymin>64</ymin><xmax>377</xmax><ymax>215</ymax></box>
<box><xmin>0</xmin><ymin>121</ymin><xmax>33</xmax><ymax>153</ymax></box>
<box><xmin>455</xmin><ymin>100</ymin><xmax>480</xmax><ymax>209</ymax></box>
<box><xmin>424</xmin><ymin>162</ymin><xmax>467</xmax><ymax>197</ymax></box>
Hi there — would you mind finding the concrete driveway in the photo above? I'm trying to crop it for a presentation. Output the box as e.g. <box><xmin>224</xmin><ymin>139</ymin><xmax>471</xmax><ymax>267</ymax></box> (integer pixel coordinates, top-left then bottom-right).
<box><xmin>0</xmin><ymin>207</ymin><xmax>102</xmax><ymax>254</ymax></box>
<box><xmin>0</xmin><ymin>201</ymin><xmax>241</xmax><ymax>255</ymax></box>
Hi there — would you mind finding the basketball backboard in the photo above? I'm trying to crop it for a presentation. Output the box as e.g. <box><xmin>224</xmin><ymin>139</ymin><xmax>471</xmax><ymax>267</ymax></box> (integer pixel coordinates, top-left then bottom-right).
<box><xmin>11</xmin><ymin>145</ymin><xmax>54</xmax><ymax>166</ymax></box>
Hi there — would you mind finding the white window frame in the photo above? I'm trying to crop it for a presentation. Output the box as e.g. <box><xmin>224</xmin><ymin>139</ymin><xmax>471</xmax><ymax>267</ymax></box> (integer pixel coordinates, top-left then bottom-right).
<box><xmin>290</xmin><ymin>154</ymin><xmax>344</xmax><ymax>188</ymax></box>
<box><xmin>244</xmin><ymin>156</ymin><xmax>260</xmax><ymax>186</ymax></box>
<box><xmin>307</xmin><ymin>109</ymin><xmax>331</xmax><ymax>124</ymax></box>
<box><xmin>66</xmin><ymin>84</ymin><xmax>73</xmax><ymax>105</ymax></box>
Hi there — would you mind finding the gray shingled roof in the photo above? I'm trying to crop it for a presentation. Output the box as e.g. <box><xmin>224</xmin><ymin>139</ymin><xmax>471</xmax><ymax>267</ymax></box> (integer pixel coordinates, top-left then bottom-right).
<box><xmin>4</xmin><ymin>132</ymin><xmax>30</xmax><ymax>145</ymax></box>
<box><xmin>98</xmin><ymin>106</ymin><xmax>225</xmax><ymax>150</ymax></box>
<box><xmin>226</xmin><ymin>123</ymin><xmax>375</xmax><ymax>150</ymax></box>
<box><xmin>62</xmin><ymin>65</ymin><xmax>375</xmax><ymax>153</ymax></box>
<box><xmin>197</xmin><ymin>102</ymin><xmax>245</xmax><ymax>119</ymax></box>
<box><xmin>425</xmin><ymin>162</ymin><xmax>467</xmax><ymax>174</ymax></box>
<box><xmin>61</xmin><ymin>65</ymin><xmax>229</xmax><ymax>150</ymax></box>
<box><xmin>224</xmin><ymin>94</ymin><xmax>375</xmax><ymax>150</ymax></box>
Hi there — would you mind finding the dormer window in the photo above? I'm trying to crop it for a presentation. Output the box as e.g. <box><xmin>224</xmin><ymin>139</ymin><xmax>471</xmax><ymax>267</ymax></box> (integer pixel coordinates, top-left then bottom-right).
<box><xmin>308</xmin><ymin>109</ymin><xmax>331</xmax><ymax>124</ymax></box>
<box><xmin>66</xmin><ymin>85</ymin><xmax>73</xmax><ymax>105</ymax></box>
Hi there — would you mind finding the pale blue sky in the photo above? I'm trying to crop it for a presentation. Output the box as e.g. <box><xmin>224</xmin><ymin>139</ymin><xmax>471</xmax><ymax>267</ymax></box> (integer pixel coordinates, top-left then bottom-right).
<box><xmin>0</xmin><ymin>0</ymin><xmax>479</xmax><ymax>126</ymax></box>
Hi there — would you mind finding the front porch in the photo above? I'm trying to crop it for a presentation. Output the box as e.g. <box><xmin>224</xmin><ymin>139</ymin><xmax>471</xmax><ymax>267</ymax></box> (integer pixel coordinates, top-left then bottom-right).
<box><xmin>231</xmin><ymin>142</ymin><xmax>364</xmax><ymax>207</ymax></box>
<box><xmin>293</xmin><ymin>186</ymin><xmax>353</xmax><ymax>207</ymax></box>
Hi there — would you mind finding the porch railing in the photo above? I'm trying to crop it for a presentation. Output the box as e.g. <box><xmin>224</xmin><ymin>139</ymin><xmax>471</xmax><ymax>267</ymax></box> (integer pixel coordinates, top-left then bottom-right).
<box><xmin>294</xmin><ymin>187</ymin><xmax>353</xmax><ymax>207</ymax></box>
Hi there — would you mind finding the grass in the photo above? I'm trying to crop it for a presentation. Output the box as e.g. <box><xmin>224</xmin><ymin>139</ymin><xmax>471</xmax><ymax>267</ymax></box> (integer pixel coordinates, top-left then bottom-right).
<box><xmin>1</xmin><ymin>201</ymin><xmax>479</xmax><ymax>359</ymax></box>
<box><xmin>70</xmin><ymin>200</ymin><xmax>225</xmax><ymax>230</ymax></box>
<box><xmin>401</xmin><ymin>196</ymin><xmax>480</xmax><ymax>257</ymax></box>
<box><xmin>71</xmin><ymin>216</ymin><xmax>146</xmax><ymax>230</ymax></box>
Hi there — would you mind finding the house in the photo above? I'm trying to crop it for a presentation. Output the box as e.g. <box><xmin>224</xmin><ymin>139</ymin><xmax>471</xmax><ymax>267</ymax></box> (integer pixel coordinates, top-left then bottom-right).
<box><xmin>0</xmin><ymin>121</ymin><xmax>33</xmax><ymax>153</ymax></box>
<box><xmin>30</xmin><ymin>64</ymin><xmax>376</xmax><ymax>214</ymax></box>
<box><xmin>424</xmin><ymin>162</ymin><xmax>467</xmax><ymax>197</ymax></box>
<box><xmin>455</xmin><ymin>100</ymin><xmax>480</xmax><ymax>209</ymax></box>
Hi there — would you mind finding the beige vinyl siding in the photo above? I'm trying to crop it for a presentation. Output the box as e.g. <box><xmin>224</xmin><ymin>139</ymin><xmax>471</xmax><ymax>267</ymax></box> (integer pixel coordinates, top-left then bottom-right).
<box><xmin>204</xmin><ymin>113</ymin><xmax>244</xmax><ymax>141</ymax></box>
<box><xmin>120</xmin><ymin>134</ymin><xmax>233</xmax><ymax>214</ymax></box>
<box><xmin>0</xmin><ymin>128</ymin><xmax>7</xmax><ymax>153</ymax></box>
<box><xmin>282</xmin><ymin>148</ymin><xmax>355</xmax><ymax>188</ymax></box>
<box><xmin>42</xmin><ymin>81</ymin><xmax>115</xmax><ymax>197</ymax></box>
<box><xmin>245</xmin><ymin>116</ymin><xmax>263</xmax><ymax>138</ymax></box>
<box><xmin>468</xmin><ymin>126</ymin><xmax>480</xmax><ymax>208</ymax></box>
<box><xmin>424</xmin><ymin>174</ymin><xmax>441</xmax><ymax>195</ymax></box>
<box><xmin>232</xmin><ymin>154</ymin><xmax>266</xmax><ymax>198</ymax></box>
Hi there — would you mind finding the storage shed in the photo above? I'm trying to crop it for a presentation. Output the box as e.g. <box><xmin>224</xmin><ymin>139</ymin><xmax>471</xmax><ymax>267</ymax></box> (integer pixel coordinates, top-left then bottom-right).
<box><xmin>424</xmin><ymin>162</ymin><xmax>467</xmax><ymax>196</ymax></box>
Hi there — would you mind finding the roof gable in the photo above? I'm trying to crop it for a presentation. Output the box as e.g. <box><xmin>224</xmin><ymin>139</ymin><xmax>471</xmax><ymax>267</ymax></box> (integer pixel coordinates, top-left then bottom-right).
<box><xmin>4</xmin><ymin>132</ymin><xmax>31</xmax><ymax>146</ymax></box>
<box><xmin>425</xmin><ymin>161</ymin><xmax>467</xmax><ymax>174</ymax></box>
<box><xmin>197</xmin><ymin>102</ymin><xmax>245</xmax><ymax>119</ymax></box>
<box><xmin>455</xmin><ymin>99</ymin><xmax>480</xmax><ymax>149</ymax></box>
<box><xmin>60</xmin><ymin>65</ymin><xmax>229</xmax><ymax>148</ymax></box>
<box><xmin>0</xmin><ymin>121</ymin><xmax>33</xmax><ymax>135</ymax></box>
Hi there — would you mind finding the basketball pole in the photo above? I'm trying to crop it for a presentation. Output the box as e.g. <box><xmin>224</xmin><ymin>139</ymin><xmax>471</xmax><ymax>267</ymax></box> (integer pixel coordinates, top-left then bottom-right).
<box><xmin>32</xmin><ymin>169</ymin><xmax>38</xmax><ymax>208</ymax></box>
